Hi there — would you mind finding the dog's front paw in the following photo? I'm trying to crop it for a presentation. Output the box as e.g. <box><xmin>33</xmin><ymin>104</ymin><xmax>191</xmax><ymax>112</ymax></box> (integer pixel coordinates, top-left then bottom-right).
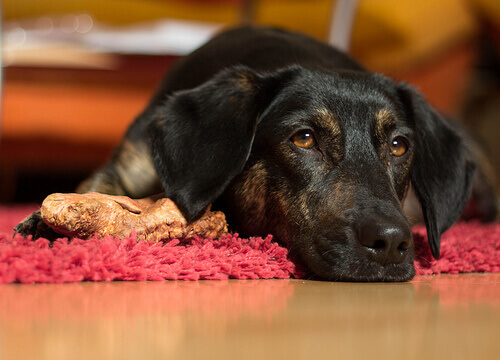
<box><xmin>14</xmin><ymin>210</ymin><xmax>62</xmax><ymax>241</ymax></box>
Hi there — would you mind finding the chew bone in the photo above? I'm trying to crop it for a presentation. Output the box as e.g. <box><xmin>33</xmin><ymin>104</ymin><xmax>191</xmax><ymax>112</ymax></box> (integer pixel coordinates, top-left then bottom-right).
<box><xmin>40</xmin><ymin>192</ymin><xmax>228</xmax><ymax>242</ymax></box>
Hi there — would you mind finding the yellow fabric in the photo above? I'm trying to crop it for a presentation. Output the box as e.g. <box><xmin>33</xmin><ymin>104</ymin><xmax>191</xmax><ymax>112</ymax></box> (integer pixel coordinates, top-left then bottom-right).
<box><xmin>4</xmin><ymin>0</ymin><xmax>498</xmax><ymax>72</ymax></box>
<box><xmin>350</xmin><ymin>0</ymin><xmax>478</xmax><ymax>72</ymax></box>
<box><xmin>2</xmin><ymin>0</ymin><xmax>239</xmax><ymax>24</ymax></box>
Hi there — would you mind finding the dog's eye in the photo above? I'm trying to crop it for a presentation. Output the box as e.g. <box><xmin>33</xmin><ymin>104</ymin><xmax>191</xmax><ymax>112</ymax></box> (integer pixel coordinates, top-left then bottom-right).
<box><xmin>292</xmin><ymin>130</ymin><xmax>315</xmax><ymax>149</ymax></box>
<box><xmin>389</xmin><ymin>136</ymin><xmax>408</xmax><ymax>157</ymax></box>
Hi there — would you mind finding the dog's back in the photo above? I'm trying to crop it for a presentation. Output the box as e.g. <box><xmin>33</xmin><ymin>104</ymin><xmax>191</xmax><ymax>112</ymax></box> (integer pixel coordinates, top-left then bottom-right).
<box><xmin>159</xmin><ymin>27</ymin><xmax>363</xmax><ymax>93</ymax></box>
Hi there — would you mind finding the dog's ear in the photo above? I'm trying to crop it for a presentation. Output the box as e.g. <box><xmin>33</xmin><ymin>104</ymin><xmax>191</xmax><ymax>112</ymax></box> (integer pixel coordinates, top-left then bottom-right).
<box><xmin>149</xmin><ymin>66</ymin><xmax>296</xmax><ymax>221</ymax></box>
<box><xmin>398</xmin><ymin>84</ymin><xmax>475</xmax><ymax>259</ymax></box>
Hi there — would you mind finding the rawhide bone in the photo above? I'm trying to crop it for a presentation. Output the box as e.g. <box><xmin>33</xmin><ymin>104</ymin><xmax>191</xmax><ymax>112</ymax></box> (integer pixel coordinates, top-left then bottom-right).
<box><xmin>40</xmin><ymin>192</ymin><xmax>228</xmax><ymax>242</ymax></box>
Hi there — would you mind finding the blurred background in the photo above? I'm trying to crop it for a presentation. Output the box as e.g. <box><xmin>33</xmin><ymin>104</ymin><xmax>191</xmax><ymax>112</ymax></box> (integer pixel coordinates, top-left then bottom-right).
<box><xmin>0</xmin><ymin>0</ymin><xmax>499</xmax><ymax>203</ymax></box>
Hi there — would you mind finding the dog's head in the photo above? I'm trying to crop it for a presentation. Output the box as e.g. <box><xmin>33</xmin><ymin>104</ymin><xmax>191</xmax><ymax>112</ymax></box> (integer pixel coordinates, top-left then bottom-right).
<box><xmin>149</xmin><ymin>66</ymin><xmax>474</xmax><ymax>281</ymax></box>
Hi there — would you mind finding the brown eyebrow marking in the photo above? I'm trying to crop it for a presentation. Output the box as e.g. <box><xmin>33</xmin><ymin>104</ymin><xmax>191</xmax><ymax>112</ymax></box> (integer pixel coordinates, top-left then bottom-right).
<box><xmin>373</xmin><ymin>108</ymin><xmax>398</xmax><ymax>168</ymax></box>
<box><xmin>373</xmin><ymin>109</ymin><xmax>414</xmax><ymax>199</ymax></box>
<box><xmin>374</xmin><ymin>109</ymin><xmax>397</xmax><ymax>144</ymax></box>
<box><xmin>316</xmin><ymin>108</ymin><xmax>341</xmax><ymax>138</ymax></box>
<box><xmin>314</xmin><ymin>108</ymin><xmax>344</xmax><ymax>163</ymax></box>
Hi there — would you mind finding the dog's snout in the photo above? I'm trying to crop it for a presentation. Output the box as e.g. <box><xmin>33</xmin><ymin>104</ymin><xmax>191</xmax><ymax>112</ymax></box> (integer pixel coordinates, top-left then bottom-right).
<box><xmin>358</xmin><ymin>219</ymin><xmax>412</xmax><ymax>265</ymax></box>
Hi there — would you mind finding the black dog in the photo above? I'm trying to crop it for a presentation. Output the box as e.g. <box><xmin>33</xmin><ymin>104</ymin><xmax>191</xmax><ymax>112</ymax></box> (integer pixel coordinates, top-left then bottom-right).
<box><xmin>16</xmin><ymin>27</ymin><xmax>496</xmax><ymax>281</ymax></box>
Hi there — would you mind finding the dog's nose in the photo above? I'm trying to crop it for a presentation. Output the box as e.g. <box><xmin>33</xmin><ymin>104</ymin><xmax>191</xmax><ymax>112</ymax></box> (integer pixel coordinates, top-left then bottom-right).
<box><xmin>358</xmin><ymin>219</ymin><xmax>412</xmax><ymax>265</ymax></box>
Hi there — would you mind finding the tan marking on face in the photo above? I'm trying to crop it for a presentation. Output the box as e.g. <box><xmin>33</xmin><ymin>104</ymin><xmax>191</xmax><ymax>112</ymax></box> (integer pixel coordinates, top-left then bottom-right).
<box><xmin>373</xmin><ymin>109</ymin><xmax>397</xmax><ymax>167</ymax></box>
<box><xmin>316</xmin><ymin>108</ymin><xmax>341</xmax><ymax>138</ymax></box>
<box><xmin>298</xmin><ymin>192</ymin><xmax>310</xmax><ymax>215</ymax></box>
<box><xmin>375</xmin><ymin>109</ymin><xmax>396</xmax><ymax>143</ymax></box>
<box><xmin>233</xmin><ymin>161</ymin><xmax>269</xmax><ymax>228</ymax></box>
<box><xmin>313</xmin><ymin>108</ymin><xmax>344</xmax><ymax>163</ymax></box>
<box><xmin>317</xmin><ymin>108</ymin><xmax>329</xmax><ymax>117</ymax></box>
<box><xmin>374</xmin><ymin>109</ymin><xmax>414</xmax><ymax>200</ymax></box>
<box><xmin>269</xmin><ymin>184</ymin><xmax>298</xmax><ymax>245</ymax></box>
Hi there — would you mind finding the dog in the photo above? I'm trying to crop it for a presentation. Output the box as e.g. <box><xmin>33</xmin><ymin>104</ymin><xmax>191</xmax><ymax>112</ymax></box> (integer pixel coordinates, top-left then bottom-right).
<box><xmin>15</xmin><ymin>26</ymin><xmax>497</xmax><ymax>281</ymax></box>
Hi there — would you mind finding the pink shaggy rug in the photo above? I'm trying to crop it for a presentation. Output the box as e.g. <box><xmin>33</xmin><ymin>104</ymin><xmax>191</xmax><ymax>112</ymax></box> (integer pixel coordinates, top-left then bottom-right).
<box><xmin>0</xmin><ymin>205</ymin><xmax>499</xmax><ymax>283</ymax></box>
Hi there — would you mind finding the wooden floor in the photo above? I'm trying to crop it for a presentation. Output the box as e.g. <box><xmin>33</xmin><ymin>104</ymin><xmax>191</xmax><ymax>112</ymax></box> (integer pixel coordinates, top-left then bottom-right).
<box><xmin>0</xmin><ymin>274</ymin><xmax>499</xmax><ymax>360</ymax></box>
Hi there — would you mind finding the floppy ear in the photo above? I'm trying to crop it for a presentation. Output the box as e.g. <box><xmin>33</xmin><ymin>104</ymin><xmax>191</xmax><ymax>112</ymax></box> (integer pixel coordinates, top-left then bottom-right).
<box><xmin>149</xmin><ymin>66</ymin><xmax>296</xmax><ymax>221</ymax></box>
<box><xmin>398</xmin><ymin>84</ymin><xmax>475</xmax><ymax>259</ymax></box>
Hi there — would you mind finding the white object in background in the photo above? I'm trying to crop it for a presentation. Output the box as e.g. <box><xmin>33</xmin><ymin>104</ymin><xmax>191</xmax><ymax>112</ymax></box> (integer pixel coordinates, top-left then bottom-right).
<box><xmin>83</xmin><ymin>19</ymin><xmax>222</xmax><ymax>56</ymax></box>
<box><xmin>328</xmin><ymin>0</ymin><xmax>359</xmax><ymax>52</ymax></box>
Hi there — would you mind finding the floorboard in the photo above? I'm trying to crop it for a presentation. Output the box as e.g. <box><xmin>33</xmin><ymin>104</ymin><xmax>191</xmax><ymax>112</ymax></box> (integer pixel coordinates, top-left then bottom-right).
<box><xmin>0</xmin><ymin>273</ymin><xmax>498</xmax><ymax>359</ymax></box>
